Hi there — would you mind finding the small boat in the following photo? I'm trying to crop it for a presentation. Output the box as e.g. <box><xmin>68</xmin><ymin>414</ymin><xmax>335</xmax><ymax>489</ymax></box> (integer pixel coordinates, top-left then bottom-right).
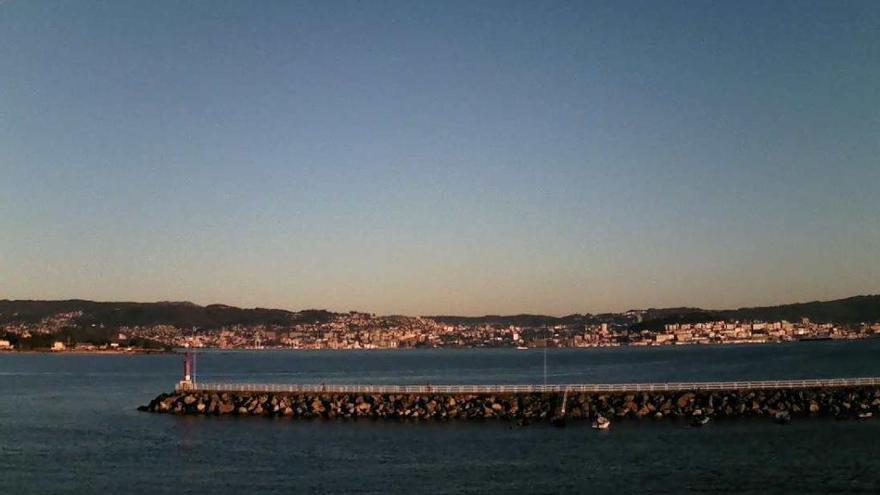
<box><xmin>690</xmin><ymin>415</ymin><xmax>710</xmax><ymax>427</ymax></box>
<box><xmin>858</xmin><ymin>411</ymin><xmax>873</xmax><ymax>419</ymax></box>
<box><xmin>516</xmin><ymin>346</ymin><xmax>529</xmax><ymax>350</ymax></box>
<box><xmin>592</xmin><ymin>415</ymin><xmax>611</xmax><ymax>429</ymax></box>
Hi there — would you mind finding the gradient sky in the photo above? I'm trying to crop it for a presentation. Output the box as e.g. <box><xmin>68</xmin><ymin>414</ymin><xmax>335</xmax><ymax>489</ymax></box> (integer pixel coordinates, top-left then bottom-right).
<box><xmin>1</xmin><ymin>1</ymin><xmax>878</xmax><ymax>316</ymax></box>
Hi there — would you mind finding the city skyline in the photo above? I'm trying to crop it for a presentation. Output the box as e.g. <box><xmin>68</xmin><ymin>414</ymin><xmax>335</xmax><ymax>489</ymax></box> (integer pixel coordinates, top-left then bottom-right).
<box><xmin>3</xmin><ymin>1</ymin><xmax>879</xmax><ymax>315</ymax></box>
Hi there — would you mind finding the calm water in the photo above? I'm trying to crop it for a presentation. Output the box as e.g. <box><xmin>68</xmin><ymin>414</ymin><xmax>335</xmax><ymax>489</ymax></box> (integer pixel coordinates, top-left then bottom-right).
<box><xmin>2</xmin><ymin>341</ymin><xmax>880</xmax><ymax>494</ymax></box>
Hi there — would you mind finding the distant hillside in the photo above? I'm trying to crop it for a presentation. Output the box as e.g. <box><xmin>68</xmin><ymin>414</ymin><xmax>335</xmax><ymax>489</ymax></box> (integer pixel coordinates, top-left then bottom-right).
<box><xmin>423</xmin><ymin>313</ymin><xmax>634</xmax><ymax>327</ymax></box>
<box><xmin>631</xmin><ymin>295</ymin><xmax>880</xmax><ymax>331</ymax></box>
<box><xmin>425</xmin><ymin>314</ymin><xmax>591</xmax><ymax>327</ymax></box>
<box><xmin>428</xmin><ymin>295</ymin><xmax>880</xmax><ymax>330</ymax></box>
<box><xmin>1</xmin><ymin>294</ymin><xmax>878</xmax><ymax>332</ymax></box>
<box><xmin>0</xmin><ymin>299</ymin><xmax>336</xmax><ymax>329</ymax></box>
<box><xmin>720</xmin><ymin>295</ymin><xmax>880</xmax><ymax>323</ymax></box>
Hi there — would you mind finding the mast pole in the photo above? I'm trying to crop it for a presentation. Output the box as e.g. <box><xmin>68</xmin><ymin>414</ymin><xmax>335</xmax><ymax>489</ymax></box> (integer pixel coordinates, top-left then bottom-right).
<box><xmin>543</xmin><ymin>327</ymin><xmax>548</xmax><ymax>387</ymax></box>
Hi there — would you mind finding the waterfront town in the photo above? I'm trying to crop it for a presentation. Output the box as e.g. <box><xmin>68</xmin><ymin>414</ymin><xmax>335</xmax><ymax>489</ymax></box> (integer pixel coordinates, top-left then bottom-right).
<box><xmin>1</xmin><ymin>308</ymin><xmax>879</xmax><ymax>352</ymax></box>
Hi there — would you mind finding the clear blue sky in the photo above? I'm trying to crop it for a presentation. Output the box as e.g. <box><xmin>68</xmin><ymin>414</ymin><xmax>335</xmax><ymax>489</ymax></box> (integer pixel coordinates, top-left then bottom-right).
<box><xmin>1</xmin><ymin>0</ymin><xmax>878</xmax><ymax>315</ymax></box>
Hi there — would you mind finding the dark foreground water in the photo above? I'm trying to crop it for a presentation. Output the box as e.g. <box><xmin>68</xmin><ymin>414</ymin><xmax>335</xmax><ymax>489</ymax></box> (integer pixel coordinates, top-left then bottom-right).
<box><xmin>3</xmin><ymin>341</ymin><xmax>880</xmax><ymax>494</ymax></box>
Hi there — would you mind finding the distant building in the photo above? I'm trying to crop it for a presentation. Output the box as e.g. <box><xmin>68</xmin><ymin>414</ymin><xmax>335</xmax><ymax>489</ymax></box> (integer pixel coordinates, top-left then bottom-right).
<box><xmin>0</xmin><ymin>339</ymin><xmax>12</xmax><ymax>350</ymax></box>
<box><xmin>51</xmin><ymin>341</ymin><xmax>66</xmax><ymax>351</ymax></box>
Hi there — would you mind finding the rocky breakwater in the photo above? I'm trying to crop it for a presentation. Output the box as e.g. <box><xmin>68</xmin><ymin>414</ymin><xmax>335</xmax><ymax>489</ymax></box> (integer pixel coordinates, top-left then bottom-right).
<box><xmin>140</xmin><ymin>386</ymin><xmax>880</xmax><ymax>423</ymax></box>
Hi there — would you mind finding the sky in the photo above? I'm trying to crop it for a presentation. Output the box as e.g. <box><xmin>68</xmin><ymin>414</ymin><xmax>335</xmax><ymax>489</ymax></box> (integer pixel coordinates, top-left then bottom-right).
<box><xmin>1</xmin><ymin>0</ymin><xmax>878</xmax><ymax>316</ymax></box>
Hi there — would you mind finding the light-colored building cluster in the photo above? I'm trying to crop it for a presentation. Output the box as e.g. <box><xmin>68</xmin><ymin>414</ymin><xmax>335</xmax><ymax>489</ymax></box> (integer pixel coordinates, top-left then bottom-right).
<box><xmin>633</xmin><ymin>318</ymin><xmax>874</xmax><ymax>345</ymax></box>
<box><xmin>3</xmin><ymin>311</ymin><xmax>880</xmax><ymax>351</ymax></box>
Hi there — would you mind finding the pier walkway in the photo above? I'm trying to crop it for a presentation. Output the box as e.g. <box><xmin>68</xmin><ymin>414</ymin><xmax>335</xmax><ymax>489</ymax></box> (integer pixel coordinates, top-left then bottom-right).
<box><xmin>180</xmin><ymin>377</ymin><xmax>880</xmax><ymax>394</ymax></box>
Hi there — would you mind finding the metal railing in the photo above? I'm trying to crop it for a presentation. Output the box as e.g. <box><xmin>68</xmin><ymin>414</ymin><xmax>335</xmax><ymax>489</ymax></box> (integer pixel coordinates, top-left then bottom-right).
<box><xmin>179</xmin><ymin>377</ymin><xmax>880</xmax><ymax>394</ymax></box>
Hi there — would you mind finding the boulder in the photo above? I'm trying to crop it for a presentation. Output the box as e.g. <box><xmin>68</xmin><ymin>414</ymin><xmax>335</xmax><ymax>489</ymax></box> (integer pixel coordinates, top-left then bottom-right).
<box><xmin>677</xmin><ymin>393</ymin><xmax>695</xmax><ymax>408</ymax></box>
<box><xmin>160</xmin><ymin>396</ymin><xmax>178</xmax><ymax>411</ymax></box>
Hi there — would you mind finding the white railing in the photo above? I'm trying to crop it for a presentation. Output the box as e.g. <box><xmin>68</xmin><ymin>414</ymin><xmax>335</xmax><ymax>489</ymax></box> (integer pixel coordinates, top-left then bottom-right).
<box><xmin>179</xmin><ymin>377</ymin><xmax>880</xmax><ymax>394</ymax></box>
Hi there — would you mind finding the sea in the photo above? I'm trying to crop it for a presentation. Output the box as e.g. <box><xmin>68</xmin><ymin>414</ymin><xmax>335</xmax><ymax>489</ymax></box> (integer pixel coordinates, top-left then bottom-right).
<box><xmin>2</xmin><ymin>340</ymin><xmax>880</xmax><ymax>494</ymax></box>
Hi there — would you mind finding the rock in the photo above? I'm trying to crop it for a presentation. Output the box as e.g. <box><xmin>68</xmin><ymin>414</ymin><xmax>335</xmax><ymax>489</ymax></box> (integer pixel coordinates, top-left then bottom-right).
<box><xmin>677</xmin><ymin>393</ymin><xmax>695</xmax><ymax>408</ymax></box>
<box><xmin>160</xmin><ymin>396</ymin><xmax>177</xmax><ymax>411</ymax></box>
<box><xmin>183</xmin><ymin>395</ymin><xmax>197</xmax><ymax>405</ymax></box>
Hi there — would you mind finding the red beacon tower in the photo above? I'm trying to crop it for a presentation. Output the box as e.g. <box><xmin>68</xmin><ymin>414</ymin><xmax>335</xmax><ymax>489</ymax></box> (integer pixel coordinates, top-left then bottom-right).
<box><xmin>177</xmin><ymin>351</ymin><xmax>196</xmax><ymax>391</ymax></box>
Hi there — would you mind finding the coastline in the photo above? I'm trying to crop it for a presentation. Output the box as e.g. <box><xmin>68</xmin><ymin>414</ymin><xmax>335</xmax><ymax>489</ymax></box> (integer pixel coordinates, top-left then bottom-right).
<box><xmin>0</xmin><ymin>348</ymin><xmax>171</xmax><ymax>355</ymax></box>
<box><xmin>3</xmin><ymin>337</ymin><xmax>877</xmax><ymax>355</ymax></box>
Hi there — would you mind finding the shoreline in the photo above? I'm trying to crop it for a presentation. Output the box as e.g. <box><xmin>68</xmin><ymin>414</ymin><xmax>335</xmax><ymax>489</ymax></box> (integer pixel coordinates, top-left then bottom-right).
<box><xmin>1</xmin><ymin>337</ymin><xmax>872</xmax><ymax>355</ymax></box>
<box><xmin>0</xmin><ymin>348</ymin><xmax>171</xmax><ymax>355</ymax></box>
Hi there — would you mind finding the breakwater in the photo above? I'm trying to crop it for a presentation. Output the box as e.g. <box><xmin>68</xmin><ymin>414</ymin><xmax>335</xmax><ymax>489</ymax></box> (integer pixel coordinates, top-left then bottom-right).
<box><xmin>141</xmin><ymin>382</ymin><xmax>880</xmax><ymax>423</ymax></box>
